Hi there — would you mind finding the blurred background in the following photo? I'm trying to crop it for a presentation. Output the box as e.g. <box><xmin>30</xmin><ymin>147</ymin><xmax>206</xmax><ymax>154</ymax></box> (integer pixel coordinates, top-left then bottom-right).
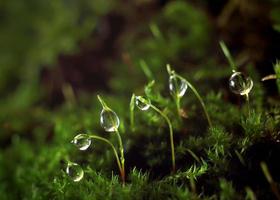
<box><xmin>0</xmin><ymin>0</ymin><xmax>279</xmax><ymax>111</ymax></box>
<box><xmin>0</xmin><ymin>0</ymin><xmax>280</xmax><ymax>198</ymax></box>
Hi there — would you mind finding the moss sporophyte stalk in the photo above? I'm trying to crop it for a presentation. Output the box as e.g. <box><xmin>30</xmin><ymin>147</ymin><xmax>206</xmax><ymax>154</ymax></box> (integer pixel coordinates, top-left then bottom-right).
<box><xmin>65</xmin><ymin>51</ymin><xmax>254</xmax><ymax>184</ymax></box>
<box><xmin>167</xmin><ymin>65</ymin><xmax>188</xmax><ymax>118</ymax></box>
<box><xmin>135</xmin><ymin>95</ymin><xmax>176</xmax><ymax>172</ymax></box>
<box><xmin>66</xmin><ymin>95</ymin><xmax>126</xmax><ymax>184</ymax></box>
<box><xmin>167</xmin><ymin>64</ymin><xmax>213</xmax><ymax>128</ymax></box>
<box><xmin>71</xmin><ymin>133</ymin><xmax>124</xmax><ymax>183</ymax></box>
<box><xmin>219</xmin><ymin>41</ymin><xmax>254</xmax><ymax>115</ymax></box>
<box><xmin>130</xmin><ymin>93</ymin><xmax>136</xmax><ymax>131</ymax></box>
<box><xmin>97</xmin><ymin>95</ymin><xmax>126</xmax><ymax>184</ymax></box>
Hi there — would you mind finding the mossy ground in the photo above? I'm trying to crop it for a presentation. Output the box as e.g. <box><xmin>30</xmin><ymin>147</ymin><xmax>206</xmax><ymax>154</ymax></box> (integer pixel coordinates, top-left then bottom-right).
<box><xmin>0</xmin><ymin>1</ymin><xmax>280</xmax><ymax>199</ymax></box>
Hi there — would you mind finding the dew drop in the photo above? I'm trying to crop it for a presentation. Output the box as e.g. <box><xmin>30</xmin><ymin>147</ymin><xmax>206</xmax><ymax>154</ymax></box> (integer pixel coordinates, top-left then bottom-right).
<box><xmin>66</xmin><ymin>162</ymin><xmax>84</xmax><ymax>182</ymax></box>
<box><xmin>169</xmin><ymin>75</ymin><xmax>188</xmax><ymax>98</ymax></box>
<box><xmin>135</xmin><ymin>96</ymin><xmax>151</xmax><ymax>111</ymax></box>
<box><xmin>100</xmin><ymin>109</ymin><xmax>120</xmax><ymax>132</ymax></box>
<box><xmin>229</xmin><ymin>72</ymin><xmax>253</xmax><ymax>95</ymax></box>
<box><xmin>71</xmin><ymin>134</ymin><xmax>91</xmax><ymax>151</ymax></box>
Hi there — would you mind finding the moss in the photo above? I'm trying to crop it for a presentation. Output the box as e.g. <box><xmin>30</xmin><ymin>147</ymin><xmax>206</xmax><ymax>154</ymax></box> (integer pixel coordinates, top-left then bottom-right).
<box><xmin>1</xmin><ymin>0</ymin><xmax>280</xmax><ymax>199</ymax></box>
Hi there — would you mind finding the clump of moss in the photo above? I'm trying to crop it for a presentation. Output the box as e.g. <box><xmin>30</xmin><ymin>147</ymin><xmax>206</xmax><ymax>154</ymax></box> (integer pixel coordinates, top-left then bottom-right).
<box><xmin>1</xmin><ymin>1</ymin><xmax>280</xmax><ymax>200</ymax></box>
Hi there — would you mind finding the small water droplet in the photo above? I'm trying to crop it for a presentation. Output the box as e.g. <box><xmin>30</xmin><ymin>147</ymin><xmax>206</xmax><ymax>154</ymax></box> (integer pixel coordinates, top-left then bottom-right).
<box><xmin>135</xmin><ymin>96</ymin><xmax>151</xmax><ymax>111</ymax></box>
<box><xmin>100</xmin><ymin>109</ymin><xmax>120</xmax><ymax>132</ymax></box>
<box><xmin>169</xmin><ymin>75</ymin><xmax>188</xmax><ymax>98</ymax></box>
<box><xmin>71</xmin><ymin>134</ymin><xmax>91</xmax><ymax>151</ymax></box>
<box><xmin>66</xmin><ymin>162</ymin><xmax>84</xmax><ymax>182</ymax></box>
<box><xmin>229</xmin><ymin>72</ymin><xmax>253</xmax><ymax>95</ymax></box>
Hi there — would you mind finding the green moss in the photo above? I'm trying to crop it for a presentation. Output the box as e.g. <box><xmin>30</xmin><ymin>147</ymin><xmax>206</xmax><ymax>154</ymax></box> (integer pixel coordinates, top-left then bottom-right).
<box><xmin>1</xmin><ymin>0</ymin><xmax>280</xmax><ymax>199</ymax></box>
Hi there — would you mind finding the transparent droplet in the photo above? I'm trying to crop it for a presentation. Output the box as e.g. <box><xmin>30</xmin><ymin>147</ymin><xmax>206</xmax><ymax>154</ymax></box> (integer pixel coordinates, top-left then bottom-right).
<box><xmin>66</xmin><ymin>162</ymin><xmax>84</xmax><ymax>182</ymax></box>
<box><xmin>169</xmin><ymin>75</ymin><xmax>188</xmax><ymax>98</ymax></box>
<box><xmin>135</xmin><ymin>96</ymin><xmax>151</xmax><ymax>111</ymax></box>
<box><xmin>100</xmin><ymin>109</ymin><xmax>120</xmax><ymax>132</ymax></box>
<box><xmin>229</xmin><ymin>72</ymin><xmax>253</xmax><ymax>95</ymax></box>
<box><xmin>71</xmin><ymin>134</ymin><xmax>91</xmax><ymax>151</ymax></box>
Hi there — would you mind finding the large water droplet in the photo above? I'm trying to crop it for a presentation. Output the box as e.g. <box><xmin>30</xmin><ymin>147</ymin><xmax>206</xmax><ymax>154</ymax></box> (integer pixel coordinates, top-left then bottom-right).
<box><xmin>71</xmin><ymin>134</ymin><xmax>91</xmax><ymax>151</ymax></box>
<box><xmin>135</xmin><ymin>96</ymin><xmax>151</xmax><ymax>111</ymax></box>
<box><xmin>66</xmin><ymin>162</ymin><xmax>84</xmax><ymax>182</ymax></box>
<box><xmin>100</xmin><ymin>109</ymin><xmax>120</xmax><ymax>132</ymax></box>
<box><xmin>229</xmin><ymin>72</ymin><xmax>253</xmax><ymax>95</ymax></box>
<box><xmin>169</xmin><ymin>75</ymin><xmax>188</xmax><ymax>98</ymax></box>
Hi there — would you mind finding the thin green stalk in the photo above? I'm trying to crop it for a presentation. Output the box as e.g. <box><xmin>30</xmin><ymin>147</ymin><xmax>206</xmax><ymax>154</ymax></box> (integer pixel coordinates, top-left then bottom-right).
<box><xmin>150</xmin><ymin>104</ymin><xmax>175</xmax><ymax>172</ymax></box>
<box><xmin>177</xmin><ymin>75</ymin><xmax>213</xmax><ymax>128</ymax></box>
<box><xmin>115</xmin><ymin>130</ymin><xmax>125</xmax><ymax>183</ymax></box>
<box><xmin>174</xmin><ymin>96</ymin><xmax>181</xmax><ymax>118</ymax></box>
<box><xmin>219</xmin><ymin>41</ymin><xmax>237</xmax><ymax>72</ymax></box>
<box><xmin>97</xmin><ymin>95</ymin><xmax>109</xmax><ymax>110</ymax></box>
<box><xmin>130</xmin><ymin>94</ymin><xmax>136</xmax><ymax>131</ymax></box>
<box><xmin>96</xmin><ymin>95</ymin><xmax>126</xmax><ymax>184</ymax></box>
<box><xmin>88</xmin><ymin>134</ymin><xmax>124</xmax><ymax>184</ymax></box>
<box><xmin>260</xmin><ymin>162</ymin><xmax>280</xmax><ymax>200</ymax></box>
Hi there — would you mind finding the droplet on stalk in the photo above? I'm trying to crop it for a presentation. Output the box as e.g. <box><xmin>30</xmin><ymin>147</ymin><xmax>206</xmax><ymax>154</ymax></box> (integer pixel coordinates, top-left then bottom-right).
<box><xmin>100</xmin><ymin>109</ymin><xmax>120</xmax><ymax>132</ymax></box>
<box><xmin>71</xmin><ymin>134</ymin><xmax>91</xmax><ymax>151</ymax></box>
<box><xmin>229</xmin><ymin>72</ymin><xmax>253</xmax><ymax>96</ymax></box>
<box><xmin>169</xmin><ymin>74</ymin><xmax>188</xmax><ymax>98</ymax></box>
<box><xmin>66</xmin><ymin>162</ymin><xmax>84</xmax><ymax>182</ymax></box>
<box><xmin>135</xmin><ymin>96</ymin><xmax>151</xmax><ymax>111</ymax></box>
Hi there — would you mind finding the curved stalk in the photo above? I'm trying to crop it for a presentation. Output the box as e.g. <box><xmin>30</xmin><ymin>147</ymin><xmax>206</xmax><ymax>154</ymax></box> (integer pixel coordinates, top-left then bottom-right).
<box><xmin>115</xmin><ymin>130</ymin><xmax>125</xmax><ymax>184</ymax></box>
<box><xmin>150</xmin><ymin>104</ymin><xmax>175</xmax><ymax>172</ymax></box>
<box><xmin>176</xmin><ymin>75</ymin><xmax>213</xmax><ymax>128</ymax></box>
<box><xmin>96</xmin><ymin>95</ymin><xmax>126</xmax><ymax>185</ymax></box>
<box><xmin>219</xmin><ymin>41</ymin><xmax>237</xmax><ymax>72</ymax></box>
<box><xmin>88</xmin><ymin>134</ymin><xmax>124</xmax><ymax>183</ymax></box>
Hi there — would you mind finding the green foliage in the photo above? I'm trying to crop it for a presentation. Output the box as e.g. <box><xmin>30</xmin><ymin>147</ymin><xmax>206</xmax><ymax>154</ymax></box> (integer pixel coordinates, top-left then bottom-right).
<box><xmin>241</xmin><ymin>111</ymin><xmax>263</xmax><ymax>138</ymax></box>
<box><xmin>219</xmin><ymin>179</ymin><xmax>237</xmax><ymax>200</ymax></box>
<box><xmin>274</xmin><ymin>61</ymin><xmax>280</xmax><ymax>93</ymax></box>
<box><xmin>1</xmin><ymin>0</ymin><xmax>280</xmax><ymax>199</ymax></box>
<box><xmin>0</xmin><ymin>0</ymin><xmax>103</xmax><ymax>112</ymax></box>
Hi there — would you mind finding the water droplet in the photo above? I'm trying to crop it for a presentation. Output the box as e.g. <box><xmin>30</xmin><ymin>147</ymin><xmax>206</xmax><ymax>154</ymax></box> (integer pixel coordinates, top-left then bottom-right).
<box><xmin>169</xmin><ymin>75</ymin><xmax>188</xmax><ymax>98</ymax></box>
<box><xmin>100</xmin><ymin>109</ymin><xmax>120</xmax><ymax>132</ymax></box>
<box><xmin>71</xmin><ymin>134</ymin><xmax>91</xmax><ymax>151</ymax></box>
<box><xmin>229</xmin><ymin>72</ymin><xmax>253</xmax><ymax>95</ymax></box>
<box><xmin>135</xmin><ymin>96</ymin><xmax>151</xmax><ymax>111</ymax></box>
<box><xmin>66</xmin><ymin>162</ymin><xmax>84</xmax><ymax>182</ymax></box>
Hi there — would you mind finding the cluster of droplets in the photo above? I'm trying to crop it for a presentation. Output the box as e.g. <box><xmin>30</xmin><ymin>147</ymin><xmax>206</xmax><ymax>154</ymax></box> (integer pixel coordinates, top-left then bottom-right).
<box><xmin>66</xmin><ymin>134</ymin><xmax>91</xmax><ymax>182</ymax></box>
<box><xmin>228</xmin><ymin>71</ymin><xmax>253</xmax><ymax>96</ymax></box>
<box><xmin>64</xmin><ymin>42</ymin><xmax>256</xmax><ymax>183</ymax></box>
<box><xmin>66</xmin><ymin>95</ymin><xmax>124</xmax><ymax>182</ymax></box>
